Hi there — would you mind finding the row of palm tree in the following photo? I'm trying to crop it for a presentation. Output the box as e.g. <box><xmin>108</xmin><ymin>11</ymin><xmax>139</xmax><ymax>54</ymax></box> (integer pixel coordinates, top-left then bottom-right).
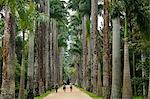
<box><xmin>68</xmin><ymin>0</ymin><xmax>150</xmax><ymax>99</ymax></box>
<box><xmin>0</xmin><ymin>0</ymin><xmax>68</xmax><ymax>98</ymax></box>
<box><xmin>0</xmin><ymin>0</ymin><xmax>149</xmax><ymax>99</ymax></box>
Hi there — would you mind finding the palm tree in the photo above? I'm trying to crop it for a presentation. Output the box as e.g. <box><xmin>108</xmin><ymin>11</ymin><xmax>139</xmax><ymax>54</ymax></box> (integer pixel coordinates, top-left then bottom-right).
<box><xmin>122</xmin><ymin>0</ymin><xmax>149</xmax><ymax>98</ymax></box>
<box><xmin>45</xmin><ymin>0</ymin><xmax>50</xmax><ymax>90</ymax></box>
<box><xmin>18</xmin><ymin>31</ymin><xmax>26</xmax><ymax>99</ymax></box>
<box><xmin>91</xmin><ymin>0</ymin><xmax>100</xmax><ymax>95</ymax></box>
<box><xmin>103</xmin><ymin>0</ymin><xmax>110</xmax><ymax>98</ymax></box>
<box><xmin>122</xmin><ymin>13</ymin><xmax>132</xmax><ymax>99</ymax></box>
<box><xmin>111</xmin><ymin>0</ymin><xmax>121</xmax><ymax>98</ymax></box>
<box><xmin>27</xmin><ymin>30</ymin><xmax>35</xmax><ymax>98</ymax></box>
<box><xmin>1</xmin><ymin>7</ymin><xmax>16</xmax><ymax>99</ymax></box>
<box><xmin>50</xmin><ymin>0</ymin><xmax>68</xmax><ymax>86</ymax></box>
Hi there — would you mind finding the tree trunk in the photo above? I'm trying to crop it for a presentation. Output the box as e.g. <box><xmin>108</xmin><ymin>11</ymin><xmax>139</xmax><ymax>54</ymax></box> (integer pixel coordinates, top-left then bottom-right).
<box><xmin>148</xmin><ymin>52</ymin><xmax>150</xmax><ymax>98</ymax></box>
<box><xmin>97</xmin><ymin>62</ymin><xmax>102</xmax><ymax>96</ymax></box>
<box><xmin>1</xmin><ymin>7</ymin><xmax>16</xmax><ymax>99</ymax></box>
<box><xmin>18</xmin><ymin>31</ymin><xmax>25</xmax><ymax>99</ymax></box>
<box><xmin>34</xmin><ymin>22</ymin><xmax>39</xmax><ymax>96</ymax></box>
<box><xmin>87</xmin><ymin>34</ymin><xmax>91</xmax><ymax>92</ymax></box>
<box><xmin>91</xmin><ymin>0</ymin><xmax>99</xmax><ymax>94</ymax></box>
<box><xmin>82</xmin><ymin>15</ymin><xmax>88</xmax><ymax>90</ymax></box>
<box><xmin>37</xmin><ymin>0</ymin><xmax>46</xmax><ymax>94</ymax></box>
<box><xmin>50</xmin><ymin>20</ymin><xmax>54</xmax><ymax>87</ymax></box>
<box><xmin>122</xmin><ymin>39</ymin><xmax>132</xmax><ymax>99</ymax></box>
<box><xmin>132</xmin><ymin>52</ymin><xmax>136</xmax><ymax>95</ymax></box>
<box><xmin>103</xmin><ymin>0</ymin><xmax>110</xmax><ymax>98</ymax></box>
<box><xmin>36</xmin><ymin>21</ymin><xmax>45</xmax><ymax>95</ymax></box>
<box><xmin>122</xmin><ymin>14</ymin><xmax>132</xmax><ymax>99</ymax></box>
<box><xmin>141</xmin><ymin>53</ymin><xmax>147</xmax><ymax>99</ymax></box>
<box><xmin>52</xmin><ymin>19</ymin><xmax>58</xmax><ymax>84</ymax></box>
<box><xmin>45</xmin><ymin>0</ymin><xmax>50</xmax><ymax>90</ymax></box>
<box><xmin>111</xmin><ymin>17</ymin><xmax>121</xmax><ymax>99</ymax></box>
<box><xmin>59</xmin><ymin>47</ymin><xmax>64</xmax><ymax>85</ymax></box>
<box><xmin>27</xmin><ymin>31</ymin><xmax>35</xmax><ymax>98</ymax></box>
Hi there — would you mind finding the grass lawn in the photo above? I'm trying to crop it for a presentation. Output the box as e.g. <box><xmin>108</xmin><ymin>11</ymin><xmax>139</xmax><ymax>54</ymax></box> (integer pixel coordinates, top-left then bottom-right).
<box><xmin>133</xmin><ymin>96</ymin><xmax>144</xmax><ymax>99</ymax></box>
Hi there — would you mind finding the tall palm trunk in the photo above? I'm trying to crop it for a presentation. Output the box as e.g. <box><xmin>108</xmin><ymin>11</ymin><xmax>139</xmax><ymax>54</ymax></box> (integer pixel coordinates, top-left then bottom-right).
<box><xmin>87</xmin><ymin>36</ymin><xmax>91</xmax><ymax>91</ymax></box>
<box><xmin>111</xmin><ymin>17</ymin><xmax>121</xmax><ymax>98</ymax></box>
<box><xmin>27</xmin><ymin>31</ymin><xmax>35</xmax><ymax>98</ymax></box>
<box><xmin>19</xmin><ymin>31</ymin><xmax>25</xmax><ymax>99</ymax></box>
<box><xmin>132</xmin><ymin>52</ymin><xmax>136</xmax><ymax>95</ymax></box>
<box><xmin>91</xmin><ymin>0</ymin><xmax>99</xmax><ymax>94</ymax></box>
<box><xmin>1</xmin><ymin>7</ymin><xmax>16</xmax><ymax>99</ymax></box>
<box><xmin>37</xmin><ymin>0</ymin><xmax>46</xmax><ymax>94</ymax></box>
<box><xmin>34</xmin><ymin>22</ymin><xmax>39</xmax><ymax>96</ymax></box>
<box><xmin>103</xmin><ymin>0</ymin><xmax>110</xmax><ymax>98</ymax></box>
<box><xmin>122</xmin><ymin>14</ymin><xmax>132</xmax><ymax>99</ymax></box>
<box><xmin>52</xmin><ymin>19</ymin><xmax>58</xmax><ymax>84</ymax></box>
<box><xmin>82</xmin><ymin>15</ymin><xmax>88</xmax><ymax>90</ymax></box>
<box><xmin>148</xmin><ymin>52</ymin><xmax>150</xmax><ymax>98</ymax></box>
<box><xmin>45</xmin><ymin>0</ymin><xmax>50</xmax><ymax>90</ymax></box>
<box><xmin>141</xmin><ymin>53</ymin><xmax>148</xmax><ymax>99</ymax></box>
<box><xmin>59</xmin><ymin>47</ymin><xmax>64</xmax><ymax>84</ymax></box>
<box><xmin>50</xmin><ymin>20</ymin><xmax>54</xmax><ymax>87</ymax></box>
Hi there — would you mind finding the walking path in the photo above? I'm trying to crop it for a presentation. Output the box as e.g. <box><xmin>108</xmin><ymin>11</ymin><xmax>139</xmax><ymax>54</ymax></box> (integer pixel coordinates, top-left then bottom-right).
<box><xmin>43</xmin><ymin>85</ymin><xmax>92</xmax><ymax>99</ymax></box>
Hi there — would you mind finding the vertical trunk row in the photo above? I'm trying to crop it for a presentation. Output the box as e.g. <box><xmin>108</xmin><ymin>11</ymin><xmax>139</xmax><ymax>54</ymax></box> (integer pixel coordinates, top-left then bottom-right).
<box><xmin>37</xmin><ymin>21</ymin><xmax>45</xmax><ymax>94</ymax></box>
<box><xmin>45</xmin><ymin>0</ymin><xmax>50</xmax><ymax>90</ymax></box>
<box><xmin>27</xmin><ymin>30</ymin><xmax>35</xmax><ymax>98</ymax></box>
<box><xmin>91</xmin><ymin>0</ymin><xmax>99</xmax><ymax>94</ymax></box>
<box><xmin>52</xmin><ymin>19</ymin><xmax>58</xmax><ymax>84</ymax></box>
<box><xmin>132</xmin><ymin>52</ymin><xmax>136</xmax><ymax>95</ymax></box>
<box><xmin>87</xmin><ymin>36</ymin><xmax>91</xmax><ymax>91</ymax></box>
<box><xmin>19</xmin><ymin>31</ymin><xmax>25</xmax><ymax>99</ymax></box>
<box><xmin>122</xmin><ymin>14</ymin><xmax>132</xmax><ymax>99</ymax></box>
<box><xmin>148</xmin><ymin>51</ymin><xmax>150</xmax><ymax>98</ymax></box>
<box><xmin>82</xmin><ymin>15</ymin><xmax>88</xmax><ymax>90</ymax></box>
<box><xmin>103</xmin><ymin>0</ymin><xmax>110</xmax><ymax>98</ymax></box>
<box><xmin>59</xmin><ymin>47</ymin><xmax>64</xmax><ymax>84</ymax></box>
<box><xmin>34</xmin><ymin>22</ymin><xmax>39</xmax><ymax>96</ymax></box>
<box><xmin>50</xmin><ymin>20</ymin><xmax>54</xmax><ymax>87</ymax></box>
<box><xmin>1</xmin><ymin>7</ymin><xmax>16</xmax><ymax>99</ymax></box>
<box><xmin>36</xmin><ymin>0</ymin><xmax>46</xmax><ymax>95</ymax></box>
<box><xmin>122</xmin><ymin>38</ymin><xmax>132</xmax><ymax>99</ymax></box>
<box><xmin>111</xmin><ymin>17</ymin><xmax>121</xmax><ymax>98</ymax></box>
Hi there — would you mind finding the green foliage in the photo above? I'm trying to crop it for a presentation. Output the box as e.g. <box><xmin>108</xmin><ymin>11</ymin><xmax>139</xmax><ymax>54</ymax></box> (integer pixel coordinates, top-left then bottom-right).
<box><xmin>133</xmin><ymin>96</ymin><xmax>144</xmax><ymax>99</ymax></box>
<box><xmin>58</xmin><ymin>34</ymin><xmax>67</xmax><ymax>48</ymax></box>
<box><xmin>64</xmin><ymin>66</ymin><xmax>76</xmax><ymax>78</ymax></box>
<box><xmin>86</xmin><ymin>19</ymin><xmax>90</xmax><ymax>39</ymax></box>
<box><xmin>0</xmin><ymin>18</ymin><xmax>4</xmax><ymax>38</ymax></box>
<box><xmin>69</xmin><ymin>37</ymin><xmax>82</xmax><ymax>55</ymax></box>
<box><xmin>67</xmin><ymin>0</ymin><xmax>80</xmax><ymax>11</ymax></box>
<box><xmin>138</xmin><ymin>56</ymin><xmax>150</xmax><ymax>80</ymax></box>
<box><xmin>50</xmin><ymin>0</ymin><xmax>68</xmax><ymax>22</ymax></box>
<box><xmin>79</xmin><ymin>0</ymin><xmax>91</xmax><ymax>16</ymax></box>
<box><xmin>132</xmin><ymin>77</ymin><xmax>143</xmax><ymax>96</ymax></box>
<box><xmin>110</xmin><ymin>1</ymin><xmax>122</xmax><ymax>18</ymax></box>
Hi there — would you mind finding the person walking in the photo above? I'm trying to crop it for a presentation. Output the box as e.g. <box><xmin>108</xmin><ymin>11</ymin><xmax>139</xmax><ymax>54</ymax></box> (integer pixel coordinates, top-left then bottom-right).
<box><xmin>70</xmin><ymin>83</ymin><xmax>73</xmax><ymax>92</ymax></box>
<box><xmin>63</xmin><ymin>84</ymin><xmax>66</xmax><ymax>92</ymax></box>
<box><xmin>55</xmin><ymin>84</ymin><xmax>58</xmax><ymax>93</ymax></box>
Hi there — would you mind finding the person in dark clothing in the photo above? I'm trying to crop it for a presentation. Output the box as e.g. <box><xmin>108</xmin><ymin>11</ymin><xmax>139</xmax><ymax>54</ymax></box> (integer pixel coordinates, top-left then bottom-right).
<box><xmin>55</xmin><ymin>84</ymin><xmax>58</xmax><ymax>93</ymax></box>
<box><xmin>63</xmin><ymin>84</ymin><xmax>66</xmax><ymax>92</ymax></box>
<box><xmin>70</xmin><ymin>83</ymin><xmax>73</xmax><ymax>92</ymax></box>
